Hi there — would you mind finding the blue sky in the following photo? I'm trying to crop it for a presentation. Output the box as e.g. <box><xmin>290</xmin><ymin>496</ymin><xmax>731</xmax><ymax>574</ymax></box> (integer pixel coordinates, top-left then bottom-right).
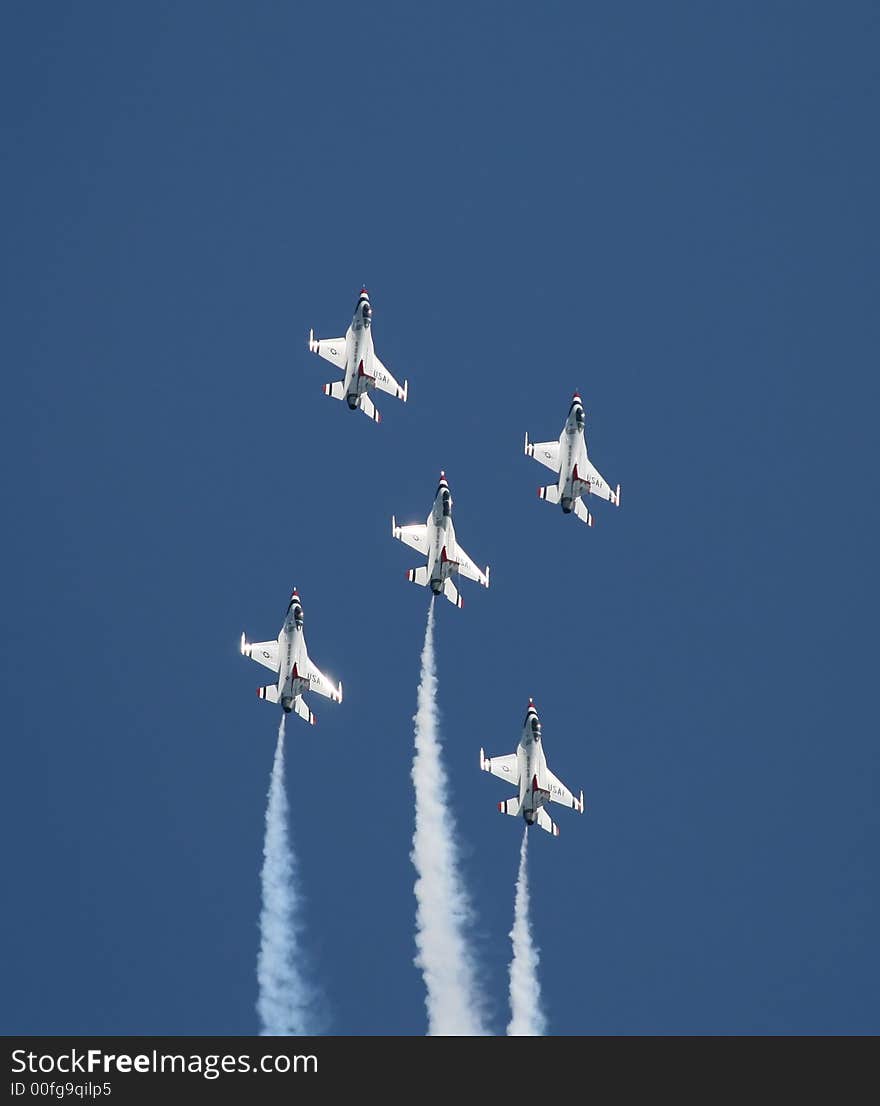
<box><xmin>2</xmin><ymin>2</ymin><xmax>878</xmax><ymax>1035</ymax></box>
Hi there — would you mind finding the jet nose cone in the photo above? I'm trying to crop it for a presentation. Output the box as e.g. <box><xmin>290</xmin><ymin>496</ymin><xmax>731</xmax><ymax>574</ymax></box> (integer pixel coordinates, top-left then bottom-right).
<box><xmin>572</xmin><ymin>391</ymin><xmax>582</xmax><ymax>403</ymax></box>
<box><xmin>528</xmin><ymin>697</ymin><xmax>535</xmax><ymax>709</ymax></box>
<box><xmin>439</xmin><ymin>470</ymin><xmax>447</xmax><ymax>483</ymax></box>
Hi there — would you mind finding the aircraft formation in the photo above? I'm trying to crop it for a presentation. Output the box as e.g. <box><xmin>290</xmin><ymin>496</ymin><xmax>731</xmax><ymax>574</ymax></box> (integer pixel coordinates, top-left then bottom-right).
<box><xmin>241</xmin><ymin>286</ymin><xmax>622</xmax><ymax>836</ymax></box>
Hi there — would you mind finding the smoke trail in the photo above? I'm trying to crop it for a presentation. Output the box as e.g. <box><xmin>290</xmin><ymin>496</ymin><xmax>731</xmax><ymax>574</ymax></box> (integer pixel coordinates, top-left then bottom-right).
<box><xmin>507</xmin><ymin>828</ymin><xmax>546</xmax><ymax>1035</ymax></box>
<box><xmin>257</xmin><ymin>715</ymin><xmax>317</xmax><ymax>1035</ymax></box>
<box><xmin>411</xmin><ymin>601</ymin><xmax>488</xmax><ymax>1035</ymax></box>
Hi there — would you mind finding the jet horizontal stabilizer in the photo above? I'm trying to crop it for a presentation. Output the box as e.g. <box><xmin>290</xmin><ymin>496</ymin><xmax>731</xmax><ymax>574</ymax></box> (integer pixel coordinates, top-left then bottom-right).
<box><xmin>535</xmin><ymin>807</ymin><xmax>560</xmax><ymax>837</ymax></box>
<box><xmin>292</xmin><ymin>697</ymin><xmax>316</xmax><ymax>726</ymax></box>
<box><xmin>359</xmin><ymin>391</ymin><xmax>381</xmax><ymax>423</ymax></box>
<box><xmin>442</xmin><ymin>577</ymin><xmax>463</xmax><ymax>609</ymax></box>
<box><xmin>573</xmin><ymin>498</ymin><xmax>594</xmax><ymax>527</ymax></box>
<box><xmin>498</xmin><ymin>796</ymin><xmax>522</xmax><ymax>817</ymax></box>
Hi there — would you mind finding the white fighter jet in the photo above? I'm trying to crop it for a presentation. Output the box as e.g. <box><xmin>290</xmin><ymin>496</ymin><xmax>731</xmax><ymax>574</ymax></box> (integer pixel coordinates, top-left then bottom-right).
<box><xmin>391</xmin><ymin>471</ymin><xmax>490</xmax><ymax>608</ymax></box>
<box><xmin>240</xmin><ymin>588</ymin><xmax>342</xmax><ymax>724</ymax></box>
<box><xmin>524</xmin><ymin>391</ymin><xmax>621</xmax><ymax>526</ymax></box>
<box><xmin>308</xmin><ymin>287</ymin><xmax>408</xmax><ymax>423</ymax></box>
<box><xmin>480</xmin><ymin>699</ymin><xmax>584</xmax><ymax>837</ymax></box>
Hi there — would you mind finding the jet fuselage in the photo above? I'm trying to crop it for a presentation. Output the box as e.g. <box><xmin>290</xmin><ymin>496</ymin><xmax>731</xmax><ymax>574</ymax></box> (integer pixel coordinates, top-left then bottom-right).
<box><xmin>517</xmin><ymin>702</ymin><xmax>552</xmax><ymax>824</ymax></box>
<box><xmin>426</xmin><ymin>476</ymin><xmax>457</xmax><ymax>593</ymax></box>
<box><xmin>278</xmin><ymin>594</ymin><xmax>307</xmax><ymax>712</ymax></box>
<box><xmin>558</xmin><ymin>395</ymin><xmax>588</xmax><ymax>513</ymax></box>
<box><xmin>343</xmin><ymin>290</ymin><xmax>375</xmax><ymax>409</ymax></box>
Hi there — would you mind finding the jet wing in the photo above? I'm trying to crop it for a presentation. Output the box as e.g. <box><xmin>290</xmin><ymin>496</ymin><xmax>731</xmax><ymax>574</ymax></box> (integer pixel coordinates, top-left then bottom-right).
<box><xmin>309</xmin><ymin>332</ymin><xmax>347</xmax><ymax>372</ymax></box>
<box><xmin>456</xmin><ymin>544</ymin><xmax>490</xmax><ymax>588</ymax></box>
<box><xmin>578</xmin><ymin>459</ymin><xmax>620</xmax><ymax>504</ymax></box>
<box><xmin>298</xmin><ymin>657</ymin><xmax>343</xmax><ymax>702</ymax></box>
<box><xmin>392</xmin><ymin>518</ymin><xmax>429</xmax><ymax>553</ymax></box>
<box><xmin>371</xmin><ymin>355</ymin><xmax>407</xmax><ymax>401</ymax></box>
<box><xmin>241</xmin><ymin>637</ymin><xmax>279</xmax><ymax>673</ymax></box>
<box><xmin>545</xmin><ymin>768</ymin><xmax>585</xmax><ymax>813</ymax></box>
<box><xmin>525</xmin><ymin>435</ymin><xmax>561</xmax><ymax>473</ymax></box>
<box><xmin>480</xmin><ymin>749</ymin><xmax>519</xmax><ymax>786</ymax></box>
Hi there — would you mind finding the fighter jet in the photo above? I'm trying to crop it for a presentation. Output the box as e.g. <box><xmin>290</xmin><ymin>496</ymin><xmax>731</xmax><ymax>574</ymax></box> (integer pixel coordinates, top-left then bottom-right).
<box><xmin>240</xmin><ymin>588</ymin><xmax>342</xmax><ymax>724</ymax></box>
<box><xmin>524</xmin><ymin>392</ymin><xmax>620</xmax><ymax>526</ymax></box>
<box><xmin>480</xmin><ymin>699</ymin><xmax>584</xmax><ymax>836</ymax></box>
<box><xmin>391</xmin><ymin>471</ymin><xmax>490</xmax><ymax>608</ymax></box>
<box><xmin>308</xmin><ymin>287</ymin><xmax>408</xmax><ymax>423</ymax></box>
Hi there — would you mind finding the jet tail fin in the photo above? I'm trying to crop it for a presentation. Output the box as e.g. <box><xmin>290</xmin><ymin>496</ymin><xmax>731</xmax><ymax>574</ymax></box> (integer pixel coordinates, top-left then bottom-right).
<box><xmin>498</xmin><ymin>796</ymin><xmax>522</xmax><ymax>817</ymax></box>
<box><xmin>571</xmin><ymin>464</ymin><xmax>592</xmax><ymax>500</ymax></box>
<box><xmin>535</xmin><ymin>807</ymin><xmax>560</xmax><ymax>837</ymax></box>
<box><xmin>538</xmin><ymin>484</ymin><xmax>560</xmax><ymax>504</ymax></box>
<box><xmin>442</xmin><ymin>578</ymin><xmax>463</xmax><ymax>608</ymax></box>
<box><xmin>289</xmin><ymin>663</ymin><xmax>313</xmax><ymax>699</ymax></box>
<box><xmin>257</xmin><ymin>684</ymin><xmax>280</xmax><ymax>704</ymax></box>
<box><xmin>406</xmin><ymin>566</ymin><xmax>429</xmax><ymax>587</ymax></box>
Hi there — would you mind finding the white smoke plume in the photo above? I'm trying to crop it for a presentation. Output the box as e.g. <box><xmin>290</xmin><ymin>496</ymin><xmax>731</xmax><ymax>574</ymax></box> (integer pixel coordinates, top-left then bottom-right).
<box><xmin>257</xmin><ymin>715</ymin><xmax>318</xmax><ymax>1035</ymax></box>
<box><xmin>507</xmin><ymin>828</ymin><xmax>546</xmax><ymax>1035</ymax></box>
<box><xmin>411</xmin><ymin>601</ymin><xmax>488</xmax><ymax>1035</ymax></box>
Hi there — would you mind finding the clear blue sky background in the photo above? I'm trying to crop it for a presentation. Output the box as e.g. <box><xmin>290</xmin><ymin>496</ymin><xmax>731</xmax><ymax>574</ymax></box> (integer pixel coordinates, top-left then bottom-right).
<box><xmin>2</xmin><ymin>3</ymin><xmax>877</xmax><ymax>1035</ymax></box>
